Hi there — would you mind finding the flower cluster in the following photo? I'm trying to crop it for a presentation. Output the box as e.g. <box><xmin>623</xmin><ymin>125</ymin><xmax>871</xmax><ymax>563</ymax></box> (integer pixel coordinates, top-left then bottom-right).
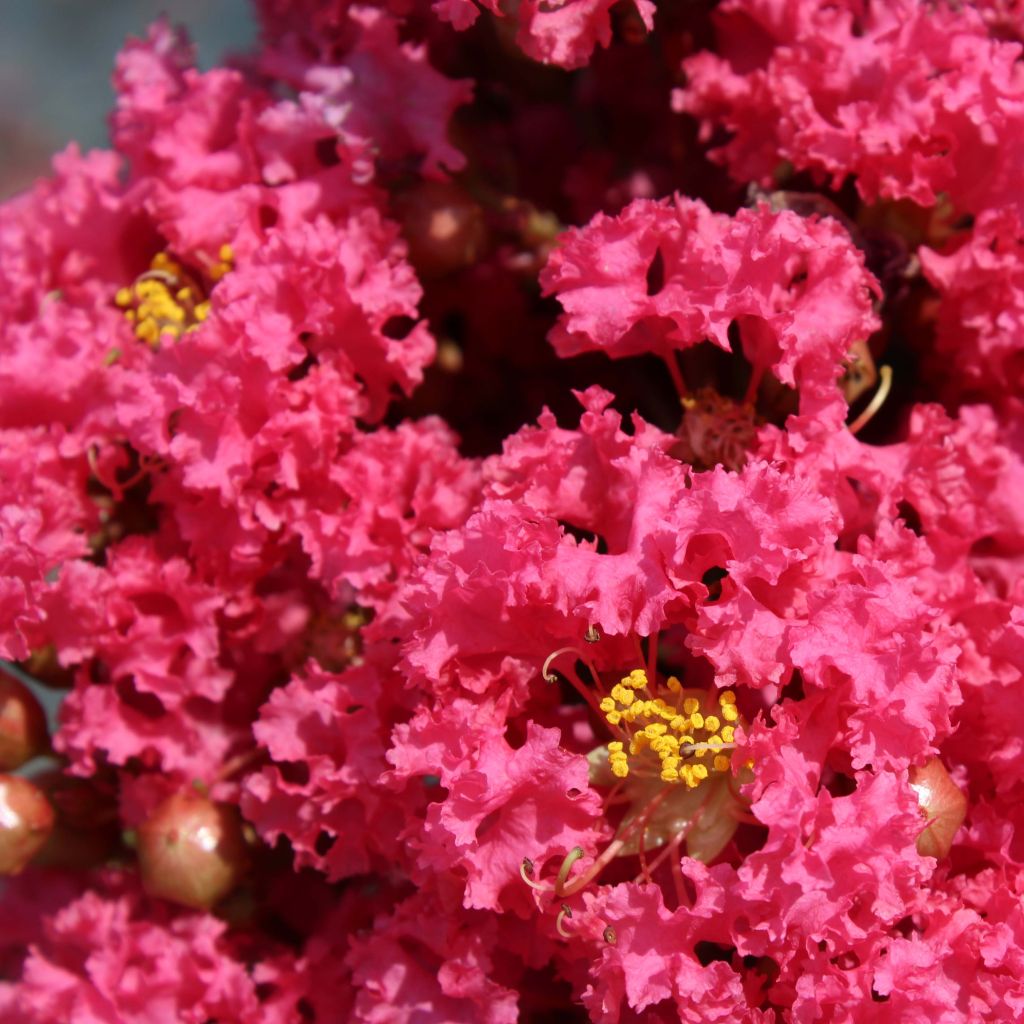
<box><xmin>2</xmin><ymin>1</ymin><xmax>1024</xmax><ymax>1021</ymax></box>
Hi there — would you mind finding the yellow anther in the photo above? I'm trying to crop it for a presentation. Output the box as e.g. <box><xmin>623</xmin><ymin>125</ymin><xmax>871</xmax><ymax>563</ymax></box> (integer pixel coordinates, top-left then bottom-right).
<box><xmin>680</xmin><ymin>765</ymin><xmax>697</xmax><ymax>788</ymax></box>
<box><xmin>135</xmin><ymin>320</ymin><xmax>160</xmax><ymax>345</ymax></box>
<box><xmin>690</xmin><ymin>712</ymin><xmax>704</xmax><ymax>730</ymax></box>
<box><xmin>692</xmin><ymin>763</ymin><xmax>709</xmax><ymax>781</ymax></box>
<box><xmin>627</xmin><ymin>669</ymin><xmax>648</xmax><ymax>689</ymax></box>
<box><xmin>669</xmin><ymin>716</ymin><xmax>686</xmax><ymax>732</ymax></box>
<box><xmin>707</xmin><ymin>735</ymin><xmax>723</xmax><ymax>750</ymax></box>
<box><xmin>611</xmin><ymin>760</ymin><xmax>629</xmax><ymax>778</ymax></box>
<box><xmin>704</xmin><ymin>715</ymin><xmax>720</xmax><ymax>733</ymax></box>
<box><xmin>714</xmin><ymin>755</ymin><xmax>731</xmax><ymax>773</ymax></box>
<box><xmin>115</xmin><ymin>250</ymin><xmax>220</xmax><ymax>350</ymax></box>
<box><xmin>644</xmin><ymin>723</ymin><xmax>667</xmax><ymax>738</ymax></box>
<box><xmin>719</xmin><ymin>691</ymin><xmax>737</xmax><ymax>705</ymax></box>
<box><xmin>722</xmin><ymin>704</ymin><xmax>739</xmax><ymax>722</ymax></box>
<box><xmin>683</xmin><ymin>697</ymin><xmax>700</xmax><ymax>715</ymax></box>
<box><xmin>599</xmin><ymin>697</ymin><xmax>616</xmax><ymax>713</ymax></box>
<box><xmin>666</xmin><ymin>676</ymin><xmax>682</xmax><ymax>693</ymax></box>
<box><xmin>610</xmin><ymin>684</ymin><xmax>634</xmax><ymax>706</ymax></box>
<box><xmin>721</xmin><ymin>725</ymin><xmax>735</xmax><ymax>744</ymax></box>
<box><xmin>605</xmin><ymin>710</ymin><xmax>622</xmax><ymax>726</ymax></box>
<box><xmin>661</xmin><ymin>768</ymin><xmax>679</xmax><ymax>782</ymax></box>
<box><xmin>218</xmin><ymin>243</ymin><xmax>234</xmax><ymax>263</ymax></box>
<box><xmin>607</xmin><ymin>741</ymin><xmax>623</xmax><ymax>754</ymax></box>
<box><xmin>662</xmin><ymin>756</ymin><xmax>679</xmax><ymax>771</ymax></box>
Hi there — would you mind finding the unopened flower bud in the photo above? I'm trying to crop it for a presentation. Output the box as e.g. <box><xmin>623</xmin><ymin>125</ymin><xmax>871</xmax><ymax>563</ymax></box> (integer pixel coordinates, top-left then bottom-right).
<box><xmin>909</xmin><ymin>757</ymin><xmax>967</xmax><ymax>859</ymax></box>
<box><xmin>0</xmin><ymin>671</ymin><xmax>49</xmax><ymax>770</ymax></box>
<box><xmin>137</xmin><ymin>792</ymin><xmax>248</xmax><ymax>910</ymax></box>
<box><xmin>0</xmin><ymin>775</ymin><xmax>55</xmax><ymax>874</ymax></box>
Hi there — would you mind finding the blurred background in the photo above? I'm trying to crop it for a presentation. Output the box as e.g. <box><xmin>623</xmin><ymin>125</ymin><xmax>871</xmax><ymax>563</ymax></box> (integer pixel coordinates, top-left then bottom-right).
<box><xmin>0</xmin><ymin>0</ymin><xmax>256</xmax><ymax>199</ymax></box>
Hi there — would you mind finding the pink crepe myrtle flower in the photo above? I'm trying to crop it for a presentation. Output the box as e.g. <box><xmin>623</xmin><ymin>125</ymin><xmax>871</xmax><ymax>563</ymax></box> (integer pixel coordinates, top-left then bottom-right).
<box><xmin>541</xmin><ymin>196</ymin><xmax>879</xmax><ymax>420</ymax></box>
<box><xmin>4</xmin><ymin>0</ymin><xmax>1024</xmax><ymax>1020</ymax></box>
<box><xmin>677</xmin><ymin>0</ymin><xmax>1024</xmax><ymax>216</ymax></box>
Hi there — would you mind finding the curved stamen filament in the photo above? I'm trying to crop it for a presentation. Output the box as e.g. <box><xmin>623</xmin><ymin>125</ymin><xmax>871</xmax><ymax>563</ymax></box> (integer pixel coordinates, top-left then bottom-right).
<box><xmin>664</xmin><ymin>351</ymin><xmax>688</xmax><ymax>398</ymax></box>
<box><xmin>556</xmin><ymin>846</ymin><xmax>585</xmax><ymax>891</ymax></box>
<box><xmin>520</xmin><ymin>858</ymin><xmax>552</xmax><ymax>893</ymax></box>
<box><xmin>558</xmin><ymin>786</ymin><xmax>672</xmax><ymax>898</ymax></box>
<box><xmin>848</xmin><ymin>364</ymin><xmax>893</xmax><ymax>434</ymax></box>
<box><xmin>87</xmin><ymin>445</ymin><xmax>161</xmax><ymax>502</ymax></box>
<box><xmin>542</xmin><ymin>647</ymin><xmax>608</xmax><ymax>717</ymax></box>
<box><xmin>555</xmin><ymin>904</ymin><xmax>573</xmax><ymax>938</ymax></box>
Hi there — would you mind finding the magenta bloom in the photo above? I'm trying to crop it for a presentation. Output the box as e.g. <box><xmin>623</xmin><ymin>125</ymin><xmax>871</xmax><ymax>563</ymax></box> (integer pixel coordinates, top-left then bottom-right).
<box><xmin>2</xmin><ymin>0</ymin><xmax>1024</xmax><ymax>1020</ymax></box>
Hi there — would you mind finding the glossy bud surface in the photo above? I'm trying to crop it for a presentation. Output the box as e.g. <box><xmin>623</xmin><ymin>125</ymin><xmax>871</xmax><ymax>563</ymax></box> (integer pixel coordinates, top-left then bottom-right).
<box><xmin>137</xmin><ymin>792</ymin><xmax>247</xmax><ymax>909</ymax></box>
<box><xmin>909</xmin><ymin>757</ymin><xmax>967</xmax><ymax>859</ymax></box>
<box><xmin>0</xmin><ymin>775</ymin><xmax>55</xmax><ymax>874</ymax></box>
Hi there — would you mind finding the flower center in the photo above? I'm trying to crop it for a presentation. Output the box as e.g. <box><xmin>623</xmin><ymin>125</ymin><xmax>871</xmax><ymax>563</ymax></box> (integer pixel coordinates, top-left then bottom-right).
<box><xmin>674</xmin><ymin>388</ymin><xmax>759</xmax><ymax>471</ymax></box>
<box><xmin>114</xmin><ymin>246</ymin><xmax>233</xmax><ymax>348</ymax></box>
<box><xmin>600</xmin><ymin>669</ymin><xmax>739</xmax><ymax>787</ymax></box>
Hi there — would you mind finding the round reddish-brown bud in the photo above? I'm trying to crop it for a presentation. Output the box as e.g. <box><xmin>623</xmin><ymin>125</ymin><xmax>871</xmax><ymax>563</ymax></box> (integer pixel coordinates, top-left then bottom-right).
<box><xmin>393</xmin><ymin>180</ymin><xmax>486</xmax><ymax>279</ymax></box>
<box><xmin>137</xmin><ymin>792</ymin><xmax>248</xmax><ymax>910</ymax></box>
<box><xmin>0</xmin><ymin>775</ymin><xmax>55</xmax><ymax>874</ymax></box>
<box><xmin>0</xmin><ymin>671</ymin><xmax>49</xmax><ymax>770</ymax></box>
<box><xmin>909</xmin><ymin>757</ymin><xmax>967</xmax><ymax>859</ymax></box>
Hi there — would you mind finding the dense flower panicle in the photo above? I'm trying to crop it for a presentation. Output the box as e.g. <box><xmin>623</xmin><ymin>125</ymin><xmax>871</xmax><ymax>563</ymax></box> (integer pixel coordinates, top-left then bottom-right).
<box><xmin>541</xmin><ymin>196</ymin><xmax>879</xmax><ymax>417</ymax></box>
<box><xmin>677</xmin><ymin>0</ymin><xmax>1024</xmax><ymax>217</ymax></box>
<box><xmin>4</xmin><ymin>0</ymin><xmax>1024</xmax><ymax>1020</ymax></box>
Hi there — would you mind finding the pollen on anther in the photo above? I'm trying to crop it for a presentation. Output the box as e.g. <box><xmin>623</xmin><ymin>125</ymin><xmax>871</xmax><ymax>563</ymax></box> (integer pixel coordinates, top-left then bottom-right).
<box><xmin>600</xmin><ymin>668</ymin><xmax>744</xmax><ymax>791</ymax></box>
<box><xmin>114</xmin><ymin>252</ymin><xmax>218</xmax><ymax>349</ymax></box>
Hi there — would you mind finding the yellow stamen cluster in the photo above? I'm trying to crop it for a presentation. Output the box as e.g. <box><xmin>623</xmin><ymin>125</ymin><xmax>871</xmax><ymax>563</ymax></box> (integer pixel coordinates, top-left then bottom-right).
<box><xmin>599</xmin><ymin>670</ymin><xmax>739</xmax><ymax>788</ymax></box>
<box><xmin>114</xmin><ymin>246</ymin><xmax>233</xmax><ymax>348</ymax></box>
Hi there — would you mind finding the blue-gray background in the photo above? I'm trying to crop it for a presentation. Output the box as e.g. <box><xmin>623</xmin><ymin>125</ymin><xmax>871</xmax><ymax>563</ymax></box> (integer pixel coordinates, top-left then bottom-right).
<box><xmin>0</xmin><ymin>0</ymin><xmax>256</xmax><ymax>198</ymax></box>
